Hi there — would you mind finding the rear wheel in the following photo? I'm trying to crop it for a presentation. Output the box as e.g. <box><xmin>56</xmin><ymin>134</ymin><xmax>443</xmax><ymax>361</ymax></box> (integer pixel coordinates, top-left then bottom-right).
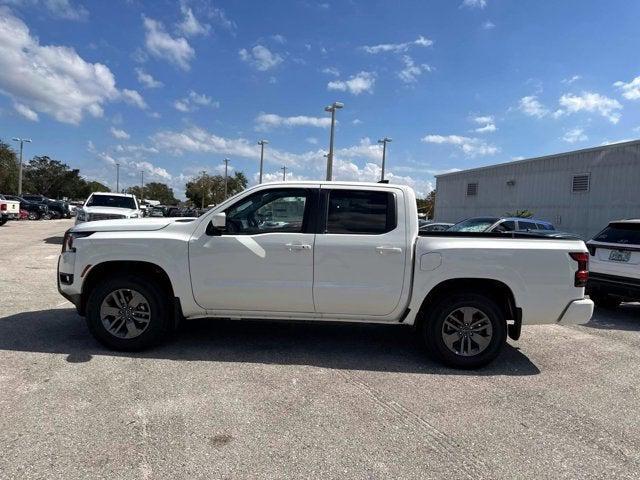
<box><xmin>422</xmin><ymin>293</ymin><xmax>507</xmax><ymax>369</ymax></box>
<box><xmin>86</xmin><ymin>274</ymin><xmax>173</xmax><ymax>351</ymax></box>
<box><xmin>0</xmin><ymin>217</ymin><xmax>7</xmax><ymax>226</ymax></box>
<box><xmin>590</xmin><ymin>294</ymin><xmax>621</xmax><ymax>309</ymax></box>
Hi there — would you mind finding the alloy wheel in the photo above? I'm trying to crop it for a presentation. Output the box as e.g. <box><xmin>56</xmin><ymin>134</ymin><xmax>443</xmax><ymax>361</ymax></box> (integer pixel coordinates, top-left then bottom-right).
<box><xmin>441</xmin><ymin>306</ymin><xmax>493</xmax><ymax>356</ymax></box>
<box><xmin>100</xmin><ymin>288</ymin><xmax>152</xmax><ymax>339</ymax></box>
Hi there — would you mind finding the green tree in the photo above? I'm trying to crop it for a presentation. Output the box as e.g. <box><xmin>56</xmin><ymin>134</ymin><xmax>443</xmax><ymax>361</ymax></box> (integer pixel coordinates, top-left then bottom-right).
<box><xmin>0</xmin><ymin>140</ymin><xmax>20</xmax><ymax>194</ymax></box>
<box><xmin>126</xmin><ymin>182</ymin><xmax>178</xmax><ymax>205</ymax></box>
<box><xmin>416</xmin><ymin>190</ymin><xmax>436</xmax><ymax>219</ymax></box>
<box><xmin>185</xmin><ymin>171</ymin><xmax>248</xmax><ymax>207</ymax></box>
<box><xmin>23</xmin><ymin>156</ymin><xmax>86</xmax><ymax>199</ymax></box>
<box><xmin>82</xmin><ymin>180</ymin><xmax>110</xmax><ymax>198</ymax></box>
<box><xmin>506</xmin><ymin>209</ymin><xmax>534</xmax><ymax>218</ymax></box>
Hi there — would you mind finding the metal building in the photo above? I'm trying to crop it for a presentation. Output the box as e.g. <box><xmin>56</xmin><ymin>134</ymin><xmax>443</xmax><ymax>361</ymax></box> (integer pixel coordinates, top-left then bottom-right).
<box><xmin>434</xmin><ymin>140</ymin><xmax>640</xmax><ymax>239</ymax></box>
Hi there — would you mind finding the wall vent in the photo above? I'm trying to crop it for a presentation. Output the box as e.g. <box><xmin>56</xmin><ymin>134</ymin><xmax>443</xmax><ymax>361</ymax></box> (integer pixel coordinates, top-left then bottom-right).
<box><xmin>572</xmin><ymin>174</ymin><xmax>590</xmax><ymax>193</ymax></box>
<box><xmin>466</xmin><ymin>182</ymin><xmax>478</xmax><ymax>196</ymax></box>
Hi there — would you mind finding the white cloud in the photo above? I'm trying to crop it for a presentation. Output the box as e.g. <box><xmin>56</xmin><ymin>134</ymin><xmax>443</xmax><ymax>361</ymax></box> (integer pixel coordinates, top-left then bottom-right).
<box><xmin>255</xmin><ymin>113</ymin><xmax>332</xmax><ymax>130</ymax></box>
<box><xmin>0</xmin><ymin>9</ymin><xmax>118</xmax><ymax>124</ymax></box>
<box><xmin>461</xmin><ymin>0</ymin><xmax>486</xmax><ymax>8</ymax></box>
<box><xmin>110</xmin><ymin>127</ymin><xmax>130</xmax><ymax>140</ymax></box>
<box><xmin>239</xmin><ymin>45</ymin><xmax>283</xmax><ymax>71</ymax></box>
<box><xmin>562</xmin><ymin>75</ymin><xmax>581</xmax><ymax>85</ymax></box>
<box><xmin>422</xmin><ymin>134</ymin><xmax>499</xmax><ymax>157</ymax></box>
<box><xmin>562</xmin><ymin>127</ymin><xmax>587</xmax><ymax>144</ymax></box>
<box><xmin>352</xmin><ymin>118</ymin><xmax>362</xmax><ymax>125</ymax></box>
<box><xmin>173</xmin><ymin>90</ymin><xmax>219</xmax><ymax>112</ymax></box>
<box><xmin>121</xmin><ymin>88</ymin><xmax>147</xmax><ymax>109</ymax></box>
<box><xmin>614</xmin><ymin>75</ymin><xmax>640</xmax><ymax>101</ymax></box>
<box><xmin>398</xmin><ymin>55</ymin><xmax>432</xmax><ymax>83</ymax></box>
<box><xmin>306</xmin><ymin>137</ymin><xmax>318</xmax><ymax>145</ymax></box>
<box><xmin>176</xmin><ymin>4</ymin><xmax>210</xmax><ymax>36</ymax></box>
<box><xmin>482</xmin><ymin>20</ymin><xmax>495</xmax><ymax>29</ymax></box>
<box><xmin>322</xmin><ymin>66</ymin><xmax>340</xmax><ymax>77</ymax></box>
<box><xmin>271</xmin><ymin>34</ymin><xmax>286</xmax><ymax>44</ymax></box>
<box><xmin>472</xmin><ymin>115</ymin><xmax>496</xmax><ymax>133</ymax></box>
<box><xmin>135</xmin><ymin>68</ymin><xmax>163</xmax><ymax>88</ymax></box>
<box><xmin>327</xmin><ymin>71</ymin><xmax>375</xmax><ymax>95</ymax></box>
<box><xmin>519</xmin><ymin>95</ymin><xmax>549</xmax><ymax>118</ymax></box>
<box><xmin>361</xmin><ymin>35</ymin><xmax>433</xmax><ymax>54</ymax></box>
<box><xmin>7</xmin><ymin>0</ymin><xmax>89</xmax><ymax>21</ymax></box>
<box><xmin>143</xmin><ymin>16</ymin><xmax>195</xmax><ymax>70</ymax></box>
<box><xmin>557</xmin><ymin>91</ymin><xmax>622</xmax><ymax>123</ymax></box>
<box><xmin>13</xmin><ymin>102</ymin><xmax>38</xmax><ymax>121</ymax></box>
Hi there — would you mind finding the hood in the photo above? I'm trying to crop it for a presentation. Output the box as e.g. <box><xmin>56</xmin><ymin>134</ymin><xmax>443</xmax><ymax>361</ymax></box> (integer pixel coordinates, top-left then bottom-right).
<box><xmin>81</xmin><ymin>206</ymin><xmax>138</xmax><ymax>215</ymax></box>
<box><xmin>72</xmin><ymin>217</ymin><xmax>196</xmax><ymax>232</ymax></box>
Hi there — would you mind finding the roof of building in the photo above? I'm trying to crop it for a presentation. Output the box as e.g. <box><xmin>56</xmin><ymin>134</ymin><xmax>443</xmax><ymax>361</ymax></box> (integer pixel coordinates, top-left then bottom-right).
<box><xmin>435</xmin><ymin>139</ymin><xmax>640</xmax><ymax>179</ymax></box>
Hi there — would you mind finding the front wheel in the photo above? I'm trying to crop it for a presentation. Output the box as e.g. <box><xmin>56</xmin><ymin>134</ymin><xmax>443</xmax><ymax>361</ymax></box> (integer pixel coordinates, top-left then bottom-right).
<box><xmin>28</xmin><ymin>211</ymin><xmax>39</xmax><ymax>220</ymax></box>
<box><xmin>422</xmin><ymin>293</ymin><xmax>507</xmax><ymax>369</ymax></box>
<box><xmin>86</xmin><ymin>275</ymin><xmax>173</xmax><ymax>351</ymax></box>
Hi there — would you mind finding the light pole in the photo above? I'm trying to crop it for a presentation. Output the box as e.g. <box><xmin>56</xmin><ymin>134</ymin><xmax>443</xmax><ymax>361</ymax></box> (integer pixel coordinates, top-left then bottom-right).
<box><xmin>140</xmin><ymin>170</ymin><xmax>144</xmax><ymax>204</ymax></box>
<box><xmin>324</xmin><ymin>101</ymin><xmax>344</xmax><ymax>181</ymax></box>
<box><xmin>201</xmin><ymin>170</ymin><xmax>206</xmax><ymax>209</ymax></box>
<box><xmin>257</xmin><ymin>140</ymin><xmax>268</xmax><ymax>184</ymax></box>
<box><xmin>281</xmin><ymin>165</ymin><xmax>287</xmax><ymax>181</ymax></box>
<box><xmin>377</xmin><ymin>137</ymin><xmax>392</xmax><ymax>181</ymax></box>
<box><xmin>11</xmin><ymin>137</ymin><xmax>31</xmax><ymax>195</ymax></box>
<box><xmin>223</xmin><ymin>158</ymin><xmax>230</xmax><ymax>199</ymax></box>
<box><xmin>115</xmin><ymin>163</ymin><xmax>120</xmax><ymax>193</ymax></box>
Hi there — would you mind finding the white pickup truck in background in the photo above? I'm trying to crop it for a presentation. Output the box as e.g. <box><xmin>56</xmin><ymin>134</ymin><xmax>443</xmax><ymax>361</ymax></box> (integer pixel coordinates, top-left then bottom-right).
<box><xmin>75</xmin><ymin>192</ymin><xmax>142</xmax><ymax>225</ymax></box>
<box><xmin>58</xmin><ymin>182</ymin><xmax>593</xmax><ymax>368</ymax></box>
<box><xmin>0</xmin><ymin>194</ymin><xmax>20</xmax><ymax>225</ymax></box>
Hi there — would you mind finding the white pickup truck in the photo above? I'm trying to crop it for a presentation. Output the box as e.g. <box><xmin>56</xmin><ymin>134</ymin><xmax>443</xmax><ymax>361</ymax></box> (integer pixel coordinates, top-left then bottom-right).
<box><xmin>0</xmin><ymin>194</ymin><xmax>20</xmax><ymax>225</ymax></box>
<box><xmin>58</xmin><ymin>181</ymin><xmax>593</xmax><ymax>368</ymax></box>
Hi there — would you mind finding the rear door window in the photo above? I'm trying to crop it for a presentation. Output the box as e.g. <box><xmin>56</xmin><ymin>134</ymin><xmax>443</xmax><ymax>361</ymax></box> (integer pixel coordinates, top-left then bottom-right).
<box><xmin>326</xmin><ymin>190</ymin><xmax>396</xmax><ymax>234</ymax></box>
<box><xmin>593</xmin><ymin>223</ymin><xmax>640</xmax><ymax>245</ymax></box>
<box><xmin>517</xmin><ymin>220</ymin><xmax>537</xmax><ymax>231</ymax></box>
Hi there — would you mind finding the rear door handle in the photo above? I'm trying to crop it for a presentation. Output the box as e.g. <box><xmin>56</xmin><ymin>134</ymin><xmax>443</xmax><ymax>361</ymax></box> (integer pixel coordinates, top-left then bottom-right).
<box><xmin>375</xmin><ymin>246</ymin><xmax>402</xmax><ymax>255</ymax></box>
<box><xmin>286</xmin><ymin>243</ymin><xmax>312</xmax><ymax>251</ymax></box>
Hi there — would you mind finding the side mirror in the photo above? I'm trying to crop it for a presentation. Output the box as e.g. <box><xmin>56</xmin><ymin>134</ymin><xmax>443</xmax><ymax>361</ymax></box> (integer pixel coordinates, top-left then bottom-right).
<box><xmin>206</xmin><ymin>212</ymin><xmax>226</xmax><ymax>236</ymax></box>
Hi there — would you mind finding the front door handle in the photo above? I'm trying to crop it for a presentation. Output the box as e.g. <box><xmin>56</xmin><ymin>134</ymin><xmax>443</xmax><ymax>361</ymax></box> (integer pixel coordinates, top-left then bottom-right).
<box><xmin>375</xmin><ymin>246</ymin><xmax>402</xmax><ymax>255</ymax></box>
<box><xmin>286</xmin><ymin>243</ymin><xmax>312</xmax><ymax>251</ymax></box>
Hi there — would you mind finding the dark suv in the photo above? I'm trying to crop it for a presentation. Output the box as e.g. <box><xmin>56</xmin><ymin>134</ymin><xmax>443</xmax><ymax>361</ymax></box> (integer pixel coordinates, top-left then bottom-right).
<box><xmin>21</xmin><ymin>194</ymin><xmax>71</xmax><ymax>219</ymax></box>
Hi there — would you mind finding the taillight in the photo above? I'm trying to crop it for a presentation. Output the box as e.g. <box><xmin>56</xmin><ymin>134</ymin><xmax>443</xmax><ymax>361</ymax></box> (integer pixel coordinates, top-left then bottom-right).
<box><xmin>569</xmin><ymin>252</ymin><xmax>589</xmax><ymax>287</ymax></box>
<box><xmin>1</xmin><ymin>203</ymin><xmax>6</xmax><ymax>211</ymax></box>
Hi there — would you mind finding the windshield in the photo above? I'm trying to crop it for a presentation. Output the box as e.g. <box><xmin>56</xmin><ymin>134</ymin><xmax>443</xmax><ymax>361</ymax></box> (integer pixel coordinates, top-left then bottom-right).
<box><xmin>86</xmin><ymin>194</ymin><xmax>136</xmax><ymax>209</ymax></box>
<box><xmin>449</xmin><ymin>217</ymin><xmax>498</xmax><ymax>232</ymax></box>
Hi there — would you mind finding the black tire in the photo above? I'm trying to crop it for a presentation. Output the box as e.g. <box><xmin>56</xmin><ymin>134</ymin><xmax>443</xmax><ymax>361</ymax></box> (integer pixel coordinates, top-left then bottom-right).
<box><xmin>85</xmin><ymin>274</ymin><xmax>173</xmax><ymax>351</ymax></box>
<box><xmin>0</xmin><ymin>217</ymin><xmax>7</xmax><ymax>226</ymax></box>
<box><xmin>590</xmin><ymin>294</ymin><xmax>621</xmax><ymax>309</ymax></box>
<box><xmin>28</xmin><ymin>211</ymin><xmax>39</xmax><ymax>220</ymax></box>
<box><xmin>421</xmin><ymin>293</ymin><xmax>507</xmax><ymax>369</ymax></box>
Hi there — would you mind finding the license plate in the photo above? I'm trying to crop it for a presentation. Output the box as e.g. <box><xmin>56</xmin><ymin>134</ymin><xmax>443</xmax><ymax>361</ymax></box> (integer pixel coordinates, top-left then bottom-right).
<box><xmin>609</xmin><ymin>250</ymin><xmax>631</xmax><ymax>262</ymax></box>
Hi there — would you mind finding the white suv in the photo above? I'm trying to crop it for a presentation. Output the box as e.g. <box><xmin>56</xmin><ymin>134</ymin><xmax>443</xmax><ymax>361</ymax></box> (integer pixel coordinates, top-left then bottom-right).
<box><xmin>586</xmin><ymin>220</ymin><xmax>640</xmax><ymax>308</ymax></box>
<box><xmin>75</xmin><ymin>192</ymin><xmax>142</xmax><ymax>225</ymax></box>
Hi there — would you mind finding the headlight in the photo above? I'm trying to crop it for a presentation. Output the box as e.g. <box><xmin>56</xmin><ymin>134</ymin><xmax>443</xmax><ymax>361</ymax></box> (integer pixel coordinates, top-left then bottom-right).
<box><xmin>76</xmin><ymin>211</ymin><xmax>86</xmax><ymax>221</ymax></box>
<box><xmin>62</xmin><ymin>230</ymin><xmax>93</xmax><ymax>253</ymax></box>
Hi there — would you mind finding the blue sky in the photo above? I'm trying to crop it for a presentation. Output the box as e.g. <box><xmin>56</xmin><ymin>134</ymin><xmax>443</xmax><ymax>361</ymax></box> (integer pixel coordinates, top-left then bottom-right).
<box><xmin>1</xmin><ymin>0</ymin><xmax>639</xmax><ymax>199</ymax></box>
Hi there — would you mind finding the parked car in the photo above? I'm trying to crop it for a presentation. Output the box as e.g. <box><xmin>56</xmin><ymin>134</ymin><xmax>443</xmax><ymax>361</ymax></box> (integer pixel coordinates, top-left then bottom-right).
<box><xmin>58</xmin><ymin>181</ymin><xmax>593</xmax><ymax>369</ymax></box>
<box><xmin>149</xmin><ymin>205</ymin><xmax>167</xmax><ymax>217</ymax></box>
<box><xmin>420</xmin><ymin>222</ymin><xmax>454</xmax><ymax>232</ymax></box>
<box><xmin>586</xmin><ymin>220</ymin><xmax>640</xmax><ymax>308</ymax></box>
<box><xmin>75</xmin><ymin>192</ymin><xmax>142</xmax><ymax>225</ymax></box>
<box><xmin>0</xmin><ymin>194</ymin><xmax>21</xmax><ymax>225</ymax></box>
<box><xmin>3</xmin><ymin>195</ymin><xmax>50</xmax><ymax>220</ymax></box>
<box><xmin>21</xmin><ymin>194</ymin><xmax>71</xmax><ymax>219</ymax></box>
<box><xmin>449</xmin><ymin>216</ymin><xmax>556</xmax><ymax>233</ymax></box>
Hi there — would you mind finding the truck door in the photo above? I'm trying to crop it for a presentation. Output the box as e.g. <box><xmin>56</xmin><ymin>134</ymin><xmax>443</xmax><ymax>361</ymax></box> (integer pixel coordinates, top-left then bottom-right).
<box><xmin>189</xmin><ymin>186</ymin><xmax>318</xmax><ymax>313</ymax></box>
<box><xmin>313</xmin><ymin>187</ymin><xmax>407</xmax><ymax>317</ymax></box>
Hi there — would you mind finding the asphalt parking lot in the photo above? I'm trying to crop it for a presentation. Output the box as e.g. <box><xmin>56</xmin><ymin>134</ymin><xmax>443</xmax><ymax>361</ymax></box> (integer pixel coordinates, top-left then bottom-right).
<box><xmin>1</xmin><ymin>219</ymin><xmax>639</xmax><ymax>479</ymax></box>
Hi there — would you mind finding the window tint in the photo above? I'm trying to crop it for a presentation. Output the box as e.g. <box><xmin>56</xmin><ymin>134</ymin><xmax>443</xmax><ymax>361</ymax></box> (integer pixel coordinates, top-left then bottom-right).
<box><xmin>494</xmin><ymin>220</ymin><xmax>515</xmax><ymax>232</ymax></box>
<box><xmin>86</xmin><ymin>194</ymin><xmax>136</xmax><ymax>209</ymax></box>
<box><xmin>326</xmin><ymin>190</ymin><xmax>395</xmax><ymax>234</ymax></box>
<box><xmin>593</xmin><ymin>223</ymin><xmax>640</xmax><ymax>245</ymax></box>
<box><xmin>518</xmin><ymin>220</ymin><xmax>537</xmax><ymax>231</ymax></box>
<box><xmin>225</xmin><ymin>188</ymin><xmax>309</xmax><ymax>235</ymax></box>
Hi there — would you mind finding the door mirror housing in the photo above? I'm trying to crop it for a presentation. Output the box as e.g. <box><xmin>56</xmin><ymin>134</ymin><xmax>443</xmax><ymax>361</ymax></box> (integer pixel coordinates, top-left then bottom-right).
<box><xmin>206</xmin><ymin>212</ymin><xmax>226</xmax><ymax>236</ymax></box>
